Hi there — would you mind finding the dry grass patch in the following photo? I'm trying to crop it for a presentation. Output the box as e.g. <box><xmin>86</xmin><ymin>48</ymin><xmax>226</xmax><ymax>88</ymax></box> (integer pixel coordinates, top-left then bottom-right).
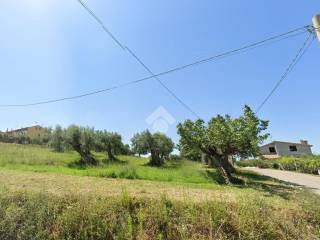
<box><xmin>0</xmin><ymin>169</ymin><xmax>235</xmax><ymax>203</ymax></box>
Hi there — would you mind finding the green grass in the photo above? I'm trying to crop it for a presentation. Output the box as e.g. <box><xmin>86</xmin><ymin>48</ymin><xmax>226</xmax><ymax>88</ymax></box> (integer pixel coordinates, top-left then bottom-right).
<box><xmin>1</xmin><ymin>143</ymin><xmax>320</xmax><ymax>239</ymax></box>
<box><xmin>0</xmin><ymin>143</ymin><xmax>217</xmax><ymax>184</ymax></box>
<box><xmin>237</xmin><ymin>155</ymin><xmax>320</xmax><ymax>175</ymax></box>
<box><xmin>0</xmin><ymin>186</ymin><xmax>319</xmax><ymax>240</ymax></box>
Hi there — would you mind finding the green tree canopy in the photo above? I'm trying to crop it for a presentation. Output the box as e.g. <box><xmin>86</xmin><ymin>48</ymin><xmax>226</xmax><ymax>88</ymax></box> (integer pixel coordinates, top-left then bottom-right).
<box><xmin>178</xmin><ymin>143</ymin><xmax>202</xmax><ymax>162</ymax></box>
<box><xmin>131</xmin><ymin>130</ymin><xmax>174</xmax><ymax>166</ymax></box>
<box><xmin>96</xmin><ymin>131</ymin><xmax>124</xmax><ymax>161</ymax></box>
<box><xmin>49</xmin><ymin>125</ymin><xmax>64</xmax><ymax>152</ymax></box>
<box><xmin>65</xmin><ymin>125</ymin><xmax>97</xmax><ymax>165</ymax></box>
<box><xmin>177</xmin><ymin>105</ymin><xmax>269</xmax><ymax>181</ymax></box>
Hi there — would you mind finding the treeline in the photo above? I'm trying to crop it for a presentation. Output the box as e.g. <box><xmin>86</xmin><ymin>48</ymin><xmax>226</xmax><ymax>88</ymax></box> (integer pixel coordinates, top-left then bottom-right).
<box><xmin>53</xmin><ymin>126</ymin><xmax>175</xmax><ymax>166</ymax></box>
<box><xmin>1</xmin><ymin>105</ymin><xmax>269</xmax><ymax>180</ymax></box>
<box><xmin>0</xmin><ymin>126</ymin><xmax>175</xmax><ymax>167</ymax></box>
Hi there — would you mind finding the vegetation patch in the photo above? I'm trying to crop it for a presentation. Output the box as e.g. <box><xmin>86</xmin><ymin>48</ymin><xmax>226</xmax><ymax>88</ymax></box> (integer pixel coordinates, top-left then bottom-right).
<box><xmin>0</xmin><ymin>144</ymin><xmax>219</xmax><ymax>184</ymax></box>
<box><xmin>0</xmin><ymin>188</ymin><xmax>319</xmax><ymax>240</ymax></box>
<box><xmin>237</xmin><ymin>155</ymin><xmax>320</xmax><ymax>175</ymax></box>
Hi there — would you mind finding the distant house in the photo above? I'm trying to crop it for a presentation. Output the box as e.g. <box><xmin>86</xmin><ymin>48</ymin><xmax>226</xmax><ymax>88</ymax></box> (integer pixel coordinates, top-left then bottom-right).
<box><xmin>5</xmin><ymin>125</ymin><xmax>46</xmax><ymax>140</ymax></box>
<box><xmin>260</xmin><ymin>140</ymin><xmax>313</xmax><ymax>159</ymax></box>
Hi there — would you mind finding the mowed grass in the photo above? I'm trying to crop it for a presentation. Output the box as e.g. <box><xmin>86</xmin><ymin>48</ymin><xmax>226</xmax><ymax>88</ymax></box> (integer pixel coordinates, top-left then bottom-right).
<box><xmin>0</xmin><ymin>143</ymin><xmax>217</xmax><ymax>184</ymax></box>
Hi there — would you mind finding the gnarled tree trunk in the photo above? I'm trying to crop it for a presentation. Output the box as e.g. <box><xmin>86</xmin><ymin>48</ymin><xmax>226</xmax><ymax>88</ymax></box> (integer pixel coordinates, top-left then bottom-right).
<box><xmin>74</xmin><ymin>144</ymin><xmax>97</xmax><ymax>165</ymax></box>
<box><xmin>149</xmin><ymin>150</ymin><xmax>164</xmax><ymax>166</ymax></box>
<box><xmin>107</xmin><ymin>144</ymin><xmax>116</xmax><ymax>161</ymax></box>
<box><xmin>221</xmin><ymin>155</ymin><xmax>235</xmax><ymax>175</ymax></box>
<box><xmin>204</xmin><ymin>149</ymin><xmax>235</xmax><ymax>183</ymax></box>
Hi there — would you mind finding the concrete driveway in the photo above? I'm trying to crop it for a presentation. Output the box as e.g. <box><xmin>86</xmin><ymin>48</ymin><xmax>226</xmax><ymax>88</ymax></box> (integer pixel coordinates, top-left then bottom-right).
<box><xmin>245</xmin><ymin>167</ymin><xmax>320</xmax><ymax>195</ymax></box>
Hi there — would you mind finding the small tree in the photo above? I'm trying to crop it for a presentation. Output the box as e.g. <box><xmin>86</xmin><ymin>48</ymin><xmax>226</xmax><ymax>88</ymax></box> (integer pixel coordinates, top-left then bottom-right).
<box><xmin>49</xmin><ymin>125</ymin><xmax>65</xmax><ymax>152</ymax></box>
<box><xmin>131</xmin><ymin>130</ymin><xmax>174</xmax><ymax>166</ymax></box>
<box><xmin>65</xmin><ymin>125</ymin><xmax>97</xmax><ymax>165</ymax></box>
<box><xmin>177</xmin><ymin>105</ymin><xmax>269</xmax><ymax>182</ymax></box>
<box><xmin>96</xmin><ymin>131</ymin><xmax>123</xmax><ymax>161</ymax></box>
<box><xmin>131</xmin><ymin>132</ymin><xmax>148</xmax><ymax>157</ymax></box>
<box><xmin>153</xmin><ymin>133</ymin><xmax>175</xmax><ymax>162</ymax></box>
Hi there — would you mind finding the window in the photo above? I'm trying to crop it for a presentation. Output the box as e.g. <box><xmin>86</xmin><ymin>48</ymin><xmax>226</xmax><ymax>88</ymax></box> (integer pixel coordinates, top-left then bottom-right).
<box><xmin>269</xmin><ymin>147</ymin><xmax>276</xmax><ymax>153</ymax></box>
<box><xmin>289</xmin><ymin>145</ymin><xmax>297</xmax><ymax>152</ymax></box>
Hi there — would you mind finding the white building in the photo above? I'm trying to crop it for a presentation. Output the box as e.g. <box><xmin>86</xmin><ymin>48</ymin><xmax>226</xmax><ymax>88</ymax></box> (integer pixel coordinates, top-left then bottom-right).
<box><xmin>260</xmin><ymin>140</ymin><xmax>313</xmax><ymax>159</ymax></box>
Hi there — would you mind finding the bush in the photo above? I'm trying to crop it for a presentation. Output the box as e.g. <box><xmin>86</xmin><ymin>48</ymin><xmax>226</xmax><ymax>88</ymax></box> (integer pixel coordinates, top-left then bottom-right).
<box><xmin>272</xmin><ymin>162</ymin><xmax>280</xmax><ymax>169</ymax></box>
<box><xmin>237</xmin><ymin>159</ymin><xmax>273</xmax><ymax>169</ymax></box>
<box><xmin>118</xmin><ymin>163</ymin><xmax>138</xmax><ymax>179</ymax></box>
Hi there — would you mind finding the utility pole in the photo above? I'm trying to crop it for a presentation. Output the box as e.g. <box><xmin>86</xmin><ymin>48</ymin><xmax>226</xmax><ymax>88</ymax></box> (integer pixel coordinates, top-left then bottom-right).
<box><xmin>312</xmin><ymin>15</ymin><xmax>320</xmax><ymax>41</ymax></box>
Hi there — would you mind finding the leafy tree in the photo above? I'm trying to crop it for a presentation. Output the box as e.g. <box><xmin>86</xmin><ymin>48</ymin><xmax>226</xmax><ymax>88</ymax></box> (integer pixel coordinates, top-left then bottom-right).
<box><xmin>48</xmin><ymin>125</ymin><xmax>65</xmax><ymax>152</ymax></box>
<box><xmin>65</xmin><ymin>125</ymin><xmax>97</xmax><ymax>165</ymax></box>
<box><xmin>131</xmin><ymin>132</ymin><xmax>148</xmax><ymax>157</ymax></box>
<box><xmin>178</xmin><ymin>143</ymin><xmax>202</xmax><ymax>162</ymax></box>
<box><xmin>177</xmin><ymin>105</ymin><xmax>269</xmax><ymax>181</ymax></box>
<box><xmin>131</xmin><ymin>130</ymin><xmax>174</xmax><ymax>166</ymax></box>
<box><xmin>0</xmin><ymin>133</ymin><xmax>13</xmax><ymax>143</ymax></box>
<box><xmin>153</xmin><ymin>133</ymin><xmax>175</xmax><ymax>162</ymax></box>
<box><xmin>96</xmin><ymin>131</ymin><xmax>123</xmax><ymax>161</ymax></box>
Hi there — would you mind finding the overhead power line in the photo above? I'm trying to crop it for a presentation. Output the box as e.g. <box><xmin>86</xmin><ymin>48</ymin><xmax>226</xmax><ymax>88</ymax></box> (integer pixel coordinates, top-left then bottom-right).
<box><xmin>255</xmin><ymin>32</ymin><xmax>315</xmax><ymax>114</ymax></box>
<box><xmin>77</xmin><ymin>0</ymin><xmax>125</xmax><ymax>50</ymax></box>
<box><xmin>124</xmin><ymin>47</ymin><xmax>201</xmax><ymax>118</ymax></box>
<box><xmin>0</xmin><ymin>23</ymin><xmax>312</xmax><ymax>108</ymax></box>
<box><xmin>77</xmin><ymin>0</ymin><xmax>200</xmax><ymax>118</ymax></box>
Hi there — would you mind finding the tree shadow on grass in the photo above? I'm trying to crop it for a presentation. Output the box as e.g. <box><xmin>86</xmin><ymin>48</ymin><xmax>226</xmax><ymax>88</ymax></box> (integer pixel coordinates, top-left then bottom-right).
<box><xmin>204</xmin><ymin>170</ymin><xmax>226</xmax><ymax>184</ymax></box>
<box><xmin>141</xmin><ymin>159</ymin><xmax>183</xmax><ymax>169</ymax></box>
<box><xmin>204</xmin><ymin>168</ymin><xmax>297</xmax><ymax>199</ymax></box>
<box><xmin>101</xmin><ymin>157</ymin><xmax>128</xmax><ymax>165</ymax></box>
<box><xmin>163</xmin><ymin>160</ymin><xmax>183</xmax><ymax>169</ymax></box>
<box><xmin>234</xmin><ymin>170</ymin><xmax>298</xmax><ymax>200</ymax></box>
<box><xmin>67</xmin><ymin>156</ymin><xmax>127</xmax><ymax>169</ymax></box>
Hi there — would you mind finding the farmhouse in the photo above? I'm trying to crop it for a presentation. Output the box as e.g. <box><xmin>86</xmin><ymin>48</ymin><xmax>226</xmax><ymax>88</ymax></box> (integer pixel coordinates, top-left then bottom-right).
<box><xmin>260</xmin><ymin>140</ymin><xmax>313</xmax><ymax>159</ymax></box>
<box><xmin>5</xmin><ymin>125</ymin><xmax>46</xmax><ymax>139</ymax></box>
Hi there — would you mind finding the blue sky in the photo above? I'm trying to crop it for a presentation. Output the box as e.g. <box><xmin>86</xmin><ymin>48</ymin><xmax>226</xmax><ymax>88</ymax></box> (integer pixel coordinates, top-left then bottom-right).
<box><xmin>0</xmin><ymin>1</ymin><xmax>319</xmax><ymax>152</ymax></box>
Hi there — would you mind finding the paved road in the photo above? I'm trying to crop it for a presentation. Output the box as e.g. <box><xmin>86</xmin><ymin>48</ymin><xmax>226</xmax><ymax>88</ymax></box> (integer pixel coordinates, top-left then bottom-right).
<box><xmin>246</xmin><ymin>167</ymin><xmax>320</xmax><ymax>195</ymax></box>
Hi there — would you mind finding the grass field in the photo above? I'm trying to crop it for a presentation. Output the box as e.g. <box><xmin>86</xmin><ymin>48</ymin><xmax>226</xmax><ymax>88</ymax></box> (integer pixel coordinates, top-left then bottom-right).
<box><xmin>0</xmin><ymin>143</ymin><xmax>320</xmax><ymax>239</ymax></box>
<box><xmin>0</xmin><ymin>143</ymin><xmax>218</xmax><ymax>184</ymax></box>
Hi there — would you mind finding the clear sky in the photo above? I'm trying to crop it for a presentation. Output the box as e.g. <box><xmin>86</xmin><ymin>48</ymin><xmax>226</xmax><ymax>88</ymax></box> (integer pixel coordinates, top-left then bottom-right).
<box><xmin>0</xmin><ymin>1</ymin><xmax>319</xmax><ymax>152</ymax></box>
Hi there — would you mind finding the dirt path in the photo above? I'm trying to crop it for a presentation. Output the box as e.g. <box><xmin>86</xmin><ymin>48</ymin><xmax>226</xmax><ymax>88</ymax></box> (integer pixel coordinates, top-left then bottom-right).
<box><xmin>246</xmin><ymin>167</ymin><xmax>320</xmax><ymax>194</ymax></box>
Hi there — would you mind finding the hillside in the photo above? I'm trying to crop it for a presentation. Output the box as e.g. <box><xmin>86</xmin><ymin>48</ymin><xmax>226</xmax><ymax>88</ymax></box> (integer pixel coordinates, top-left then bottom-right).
<box><xmin>0</xmin><ymin>143</ymin><xmax>320</xmax><ymax>239</ymax></box>
<box><xmin>0</xmin><ymin>143</ymin><xmax>218</xmax><ymax>184</ymax></box>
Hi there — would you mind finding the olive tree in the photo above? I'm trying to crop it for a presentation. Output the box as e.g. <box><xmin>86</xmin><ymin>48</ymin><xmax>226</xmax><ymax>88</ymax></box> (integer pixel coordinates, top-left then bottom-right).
<box><xmin>131</xmin><ymin>130</ymin><xmax>174</xmax><ymax>166</ymax></box>
<box><xmin>65</xmin><ymin>125</ymin><xmax>97</xmax><ymax>165</ymax></box>
<box><xmin>177</xmin><ymin>105</ymin><xmax>269</xmax><ymax>181</ymax></box>
<box><xmin>131</xmin><ymin>132</ymin><xmax>148</xmax><ymax>157</ymax></box>
<box><xmin>49</xmin><ymin>125</ymin><xmax>65</xmax><ymax>152</ymax></box>
<box><xmin>96</xmin><ymin>131</ymin><xmax>123</xmax><ymax>161</ymax></box>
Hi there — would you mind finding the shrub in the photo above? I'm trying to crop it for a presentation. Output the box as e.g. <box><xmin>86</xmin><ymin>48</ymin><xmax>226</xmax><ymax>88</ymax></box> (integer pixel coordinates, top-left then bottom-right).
<box><xmin>272</xmin><ymin>162</ymin><xmax>280</xmax><ymax>169</ymax></box>
<box><xmin>119</xmin><ymin>163</ymin><xmax>138</xmax><ymax>179</ymax></box>
<box><xmin>238</xmin><ymin>156</ymin><xmax>320</xmax><ymax>175</ymax></box>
